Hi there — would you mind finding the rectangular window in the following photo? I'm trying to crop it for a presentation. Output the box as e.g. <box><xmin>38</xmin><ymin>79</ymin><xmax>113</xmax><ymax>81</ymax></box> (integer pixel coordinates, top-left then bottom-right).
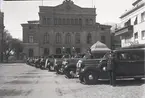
<box><xmin>141</xmin><ymin>30</ymin><xmax>145</xmax><ymax>39</ymax></box>
<box><xmin>134</xmin><ymin>32</ymin><xmax>138</xmax><ymax>40</ymax></box>
<box><xmin>134</xmin><ymin>17</ymin><xmax>138</xmax><ymax>25</ymax></box>
<box><xmin>101</xmin><ymin>36</ymin><xmax>106</xmax><ymax>44</ymax></box>
<box><xmin>141</xmin><ymin>11</ymin><xmax>145</xmax><ymax>22</ymax></box>
<box><xmin>46</xmin><ymin>18</ymin><xmax>50</xmax><ymax>25</ymax></box>
<box><xmin>54</xmin><ymin>18</ymin><xmax>57</xmax><ymax>25</ymax></box>
<box><xmin>44</xmin><ymin>48</ymin><xmax>49</xmax><ymax>56</ymax></box>
<box><xmin>43</xmin><ymin>17</ymin><xmax>46</xmax><ymax>25</ymax></box>
<box><xmin>29</xmin><ymin>36</ymin><xmax>33</xmax><ymax>43</ymax></box>
<box><xmin>76</xmin><ymin>48</ymin><xmax>81</xmax><ymax>53</ymax></box>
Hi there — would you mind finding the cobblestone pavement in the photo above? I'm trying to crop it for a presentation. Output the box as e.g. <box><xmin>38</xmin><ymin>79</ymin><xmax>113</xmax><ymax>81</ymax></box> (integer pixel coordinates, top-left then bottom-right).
<box><xmin>0</xmin><ymin>63</ymin><xmax>145</xmax><ymax>98</ymax></box>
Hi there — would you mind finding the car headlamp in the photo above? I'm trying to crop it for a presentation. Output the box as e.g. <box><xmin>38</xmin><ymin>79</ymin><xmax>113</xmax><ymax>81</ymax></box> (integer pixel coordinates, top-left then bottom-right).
<box><xmin>76</xmin><ymin>60</ymin><xmax>82</xmax><ymax>68</ymax></box>
<box><xmin>63</xmin><ymin>61</ymin><xmax>68</xmax><ymax>65</ymax></box>
<box><xmin>81</xmin><ymin>68</ymin><xmax>85</xmax><ymax>72</ymax></box>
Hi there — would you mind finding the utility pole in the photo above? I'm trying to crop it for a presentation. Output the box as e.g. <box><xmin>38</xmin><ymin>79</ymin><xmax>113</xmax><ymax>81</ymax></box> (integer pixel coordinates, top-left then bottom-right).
<box><xmin>42</xmin><ymin>0</ymin><xmax>43</xmax><ymax>6</ymax></box>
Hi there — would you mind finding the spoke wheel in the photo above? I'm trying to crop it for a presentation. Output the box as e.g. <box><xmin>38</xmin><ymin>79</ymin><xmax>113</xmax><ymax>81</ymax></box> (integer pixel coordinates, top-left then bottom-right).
<box><xmin>65</xmin><ymin>68</ymin><xmax>76</xmax><ymax>79</ymax></box>
<box><xmin>83</xmin><ymin>71</ymin><xmax>98</xmax><ymax>85</ymax></box>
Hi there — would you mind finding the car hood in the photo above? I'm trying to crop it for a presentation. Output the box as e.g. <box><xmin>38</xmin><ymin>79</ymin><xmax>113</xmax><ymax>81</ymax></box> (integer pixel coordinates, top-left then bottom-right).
<box><xmin>67</xmin><ymin>58</ymin><xmax>82</xmax><ymax>64</ymax></box>
<box><xmin>81</xmin><ymin>58</ymin><xmax>103</xmax><ymax>66</ymax></box>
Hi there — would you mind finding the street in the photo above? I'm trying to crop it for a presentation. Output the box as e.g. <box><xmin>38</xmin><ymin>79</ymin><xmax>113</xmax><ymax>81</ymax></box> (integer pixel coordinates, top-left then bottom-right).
<box><xmin>0</xmin><ymin>63</ymin><xmax>145</xmax><ymax>98</ymax></box>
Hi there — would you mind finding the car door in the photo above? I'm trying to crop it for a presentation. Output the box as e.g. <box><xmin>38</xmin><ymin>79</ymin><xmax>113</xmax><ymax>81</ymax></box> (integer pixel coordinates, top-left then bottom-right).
<box><xmin>128</xmin><ymin>50</ymin><xmax>145</xmax><ymax>76</ymax></box>
<box><xmin>115</xmin><ymin>51</ymin><xmax>132</xmax><ymax>76</ymax></box>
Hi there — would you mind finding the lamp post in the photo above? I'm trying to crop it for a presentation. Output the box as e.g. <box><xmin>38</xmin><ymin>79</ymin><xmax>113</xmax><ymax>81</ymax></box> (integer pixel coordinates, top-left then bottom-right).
<box><xmin>72</xmin><ymin>47</ymin><xmax>76</xmax><ymax>57</ymax></box>
<box><xmin>62</xmin><ymin>47</ymin><xmax>65</xmax><ymax>55</ymax></box>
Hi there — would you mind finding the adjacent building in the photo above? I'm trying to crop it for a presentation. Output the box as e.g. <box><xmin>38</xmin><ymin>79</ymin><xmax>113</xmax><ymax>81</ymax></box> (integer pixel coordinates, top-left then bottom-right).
<box><xmin>115</xmin><ymin>0</ymin><xmax>145</xmax><ymax>47</ymax></box>
<box><xmin>22</xmin><ymin>0</ymin><xmax>111</xmax><ymax>57</ymax></box>
<box><xmin>0</xmin><ymin>11</ymin><xmax>4</xmax><ymax>62</ymax></box>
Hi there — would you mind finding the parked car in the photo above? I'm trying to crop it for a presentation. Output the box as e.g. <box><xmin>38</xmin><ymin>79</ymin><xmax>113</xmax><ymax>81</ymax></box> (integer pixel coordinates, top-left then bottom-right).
<box><xmin>54</xmin><ymin>54</ymin><xmax>71</xmax><ymax>74</ymax></box>
<box><xmin>47</xmin><ymin>54</ymin><xmax>63</xmax><ymax>71</ymax></box>
<box><xmin>40</xmin><ymin>57</ymin><xmax>47</xmax><ymax>69</ymax></box>
<box><xmin>63</xmin><ymin>54</ymin><xmax>85</xmax><ymax>78</ymax></box>
<box><xmin>79</xmin><ymin>47</ymin><xmax>145</xmax><ymax>84</ymax></box>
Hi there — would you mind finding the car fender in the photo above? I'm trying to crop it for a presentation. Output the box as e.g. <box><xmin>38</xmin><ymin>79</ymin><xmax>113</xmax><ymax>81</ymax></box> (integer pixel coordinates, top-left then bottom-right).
<box><xmin>80</xmin><ymin>66</ymin><xmax>100</xmax><ymax>76</ymax></box>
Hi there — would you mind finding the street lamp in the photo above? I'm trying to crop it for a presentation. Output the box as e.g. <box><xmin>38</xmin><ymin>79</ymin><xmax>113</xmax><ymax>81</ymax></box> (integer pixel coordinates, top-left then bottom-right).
<box><xmin>62</xmin><ymin>47</ymin><xmax>65</xmax><ymax>54</ymax></box>
<box><xmin>72</xmin><ymin>47</ymin><xmax>76</xmax><ymax>57</ymax></box>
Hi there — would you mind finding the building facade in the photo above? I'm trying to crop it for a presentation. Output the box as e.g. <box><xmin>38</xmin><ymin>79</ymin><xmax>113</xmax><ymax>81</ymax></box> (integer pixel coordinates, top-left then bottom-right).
<box><xmin>0</xmin><ymin>11</ymin><xmax>4</xmax><ymax>62</ymax></box>
<box><xmin>115</xmin><ymin>0</ymin><xmax>145</xmax><ymax>47</ymax></box>
<box><xmin>22</xmin><ymin>0</ymin><xmax>111</xmax><ymax>57</ymax></box>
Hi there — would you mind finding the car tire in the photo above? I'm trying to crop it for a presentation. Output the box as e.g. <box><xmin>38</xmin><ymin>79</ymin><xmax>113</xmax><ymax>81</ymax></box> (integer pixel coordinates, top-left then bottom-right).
<box><xmin>79</xmin><ymin>75</ymin><xmax>84</xmax><ymax>83</ymax></box>
<box><xmin>48</xmin><ymin>64</ymin><xmax>54</xmax><ymax>72</ymax></box>
<box><xmin>83</xmin><ymin>71</ymin><xmax>98</xmax><ymax>85</ymax></box>
<box><xmin>55</xmin><ymin>66</ymin><xmax>62</xmax><ymax>74</ymax></box>
<box><xmin>65</xmin><ymin>68</ymin><xmax>76</xmax><ymax>79</ymax></box>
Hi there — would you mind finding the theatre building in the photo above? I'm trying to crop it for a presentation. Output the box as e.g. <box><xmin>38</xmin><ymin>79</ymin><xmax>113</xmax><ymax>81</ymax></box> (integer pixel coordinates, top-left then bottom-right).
<box><xmin>21</xmin><ymin>0</ymin><xmax>111</xmax><ymax>57</ymax></box>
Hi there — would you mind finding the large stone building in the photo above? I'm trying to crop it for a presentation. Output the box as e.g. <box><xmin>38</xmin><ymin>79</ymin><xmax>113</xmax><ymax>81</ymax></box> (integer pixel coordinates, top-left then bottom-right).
<box><xmin>22</xmin><ymin>0</ymin><xmax>111</xmax><ymax>57</ymax></box>
<box><xmin>0</xmin><ymin>11</ymin><xmax>4</xmax><ymax>62</ymax></box>
<box><xmin>115</xmin><ymin>0</ymin><xmax>145</xmax><ymax>47</ymax></box>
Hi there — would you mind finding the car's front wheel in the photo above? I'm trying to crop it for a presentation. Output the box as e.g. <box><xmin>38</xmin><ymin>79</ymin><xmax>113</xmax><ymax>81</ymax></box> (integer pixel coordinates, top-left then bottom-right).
<box><xmin>48</xmin><ymin>63</ymin><xmax>54</xmax><ymax>71</ymax></box>
<box><xmin>83</xmin><ymin>71</ymin><xmax>98</xmax><ymax>85</ymax></box>
<box><xmin>65</xmin><ymin>68</ymin><xmax>76</xmax><ymax>79</ymax></box>
<box><xmin>55</xmin><ymin>65</ymin><xmax>63</xmax><ymax>74</ymax></box>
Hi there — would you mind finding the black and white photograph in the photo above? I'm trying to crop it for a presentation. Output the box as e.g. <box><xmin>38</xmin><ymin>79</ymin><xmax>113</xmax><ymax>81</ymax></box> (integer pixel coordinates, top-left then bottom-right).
<box><xmin>0</xmin><ymin>0</ymin><xmax>145</xmax><ymax>98</ymax></box>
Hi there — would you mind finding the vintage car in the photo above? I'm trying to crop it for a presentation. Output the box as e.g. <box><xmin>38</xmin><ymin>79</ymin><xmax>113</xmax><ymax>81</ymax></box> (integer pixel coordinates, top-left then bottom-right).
<box><xmin>47</xmin><ymin>54</ymin><xmax>63</xmax><ymax>71</ymax></box>
<box><xmin>63</xmin><ymin>53</ymin><xmax>104</xmax><ymax>78</ymax></box>
<box><xmin>54</xmin><ymin>54</ymin><xmax>71</xmax><ymax>74</ymax></box>
<box><xmin>79</xmin><ymin>47</ymin><xmax>145</xmax><ymax>85</ymax></box>
<box><xmin>39</xmin><ymin>57</ymin><xmax>47</xmax><ymax>69</ymax></box>
<box><xmin>62</xmin><ymin>54</ymin><xmax>85</xmax><ymax>78</ymax></box>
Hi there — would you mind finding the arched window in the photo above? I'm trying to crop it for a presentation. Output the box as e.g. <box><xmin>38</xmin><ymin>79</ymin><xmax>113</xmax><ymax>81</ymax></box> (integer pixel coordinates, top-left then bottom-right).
<box><xmin>71</xmin><ymin>19</ymin><xmax>74</xmax><ymax>25</ymax></box>
<box><xmin>63</xmin><ymin>18</ymin><xmax>66</xmax><ymax>25</ymax></box>
<box><xmin>86</xmin><ymin>19</ymin><xmax>89</xmax><ymax>25</ymax></box>
<box><xmin>44</xmin><ymin>33</ymin><xmax>49</xmax><ymax>44</ymax></box>
<box><xmin>76</xmin><ymin>48</ymin><xmax>81</xmax><ymax>53</ymax></box>
<box><xmin>54</xmin><ymin>18</ymin><xmax>57</xmax><ymax>25</ymax></box>
<box><xmin>56</xmin><ymin>48</ymin><xmax>61</xmax><ymax>54</ymax></box>
<box><xmin>75</xmin><ymin>33</ymin><xmax>80</xmax><ymax>44</ymax></box>
<box><xmin>87</xmin><ymin>33</ymin><xmax>92</xmax><ymax>44</ymax></box>
<box><xmin>44</xmin><ymin>48</ymin><xmax>49</xmax><ymax>56</ymax></box>
<box><xmin>58</xmin><ymin>18</ymin><xmax>61</xmax><ymax>24</ymax></box>
<box><xmin>90</xmin><ymin>19</ymin><xmax>93</xmax><ymax>24</ymax></box>
<box><xmin>28</xmin><ymin>48</ymin><xmax>33</xmax><ymax>57</ymax></box>
<box><xmin>56</xmin><ymin>33</ymin><xmax>61</xmax><ymax>44</ymax></box>
<box><xmin>75</xmin><ymin>19</ymin><xmax>78</xmax><ymax>24</ymax></box>
<box><xmin>79</xmin><ymin>18</ymin><xmax>82</xmax><ymax>25</ymax></box>
<box><xmin>65</xmin><ymin>33</ymin><xmax>71</xmax><ymax>44</ymax></box>
<box><xmin>43</xmin><ymin>17</ymin><xmax>47</xmax><ymax>25</ymax></box>
<box><xmin>67</xmin><ymin>18</ymin><xmax>70</xmax><ymax>25</ymax></box>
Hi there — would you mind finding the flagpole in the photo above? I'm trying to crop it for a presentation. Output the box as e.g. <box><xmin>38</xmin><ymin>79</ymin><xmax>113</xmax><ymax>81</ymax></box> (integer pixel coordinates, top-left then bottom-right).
<box><xmin>0</xmin><ymin>0</ymin><xmax>3</xmax><ymax>11</ymax></box>
<box><xmin>42</xmin><ymin>0</ymin><xmax>43</xmax><ymax>6</ymax></box>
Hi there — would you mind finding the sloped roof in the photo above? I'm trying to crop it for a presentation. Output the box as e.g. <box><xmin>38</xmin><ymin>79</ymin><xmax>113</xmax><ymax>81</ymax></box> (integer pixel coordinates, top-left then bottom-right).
<box><xmin>90</xmin><ymin>41</ymin><xmax>111</xmax><ymax>52</ymax></box>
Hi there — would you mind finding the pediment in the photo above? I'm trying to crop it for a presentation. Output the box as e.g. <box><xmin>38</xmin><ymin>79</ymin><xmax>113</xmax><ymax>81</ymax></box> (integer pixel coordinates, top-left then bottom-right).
<box><xmin>54</xmin><ymin>0</ymin><xmax>82</xmax><ymax>13</ymax></box>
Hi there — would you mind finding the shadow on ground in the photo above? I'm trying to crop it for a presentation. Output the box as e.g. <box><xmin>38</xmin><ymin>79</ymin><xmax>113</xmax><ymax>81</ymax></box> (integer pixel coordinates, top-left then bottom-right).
<box><xmin>0</xmin><ymin>89</ymin><xmax>32</xmax><ymax>96</ymax></box>
<box><xmin>96</xmin><ymin>79</ymin><xmax>145</xmax><ymax>86</ymax></box>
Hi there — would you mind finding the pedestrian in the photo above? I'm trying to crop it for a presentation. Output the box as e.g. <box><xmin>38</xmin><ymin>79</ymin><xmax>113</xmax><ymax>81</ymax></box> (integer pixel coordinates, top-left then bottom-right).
<box><xmin>107</xmin><ymin>51</ymin><xmax>116</xmax><ymax>86</ymax></box>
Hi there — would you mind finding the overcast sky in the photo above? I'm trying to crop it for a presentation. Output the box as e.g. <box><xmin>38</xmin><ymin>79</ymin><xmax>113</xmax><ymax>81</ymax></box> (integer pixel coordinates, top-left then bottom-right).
<box><xmin>1</xmin><ymin>0</ymin><xmax>135</xmax><ymax>40</ymax></box>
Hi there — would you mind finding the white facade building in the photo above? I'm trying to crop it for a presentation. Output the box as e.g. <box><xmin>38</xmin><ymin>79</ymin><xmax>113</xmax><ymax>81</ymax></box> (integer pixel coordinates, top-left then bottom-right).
<box><xmin>115</xmin><ymin>0</ymin><xmax>145</xmax><ymax>47</ymax></box>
